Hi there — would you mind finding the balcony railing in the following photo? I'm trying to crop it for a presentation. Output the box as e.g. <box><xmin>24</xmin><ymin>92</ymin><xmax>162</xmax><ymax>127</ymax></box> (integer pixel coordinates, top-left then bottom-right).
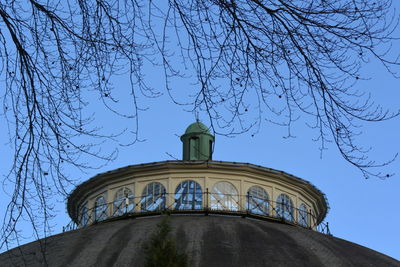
<box><xmin>63</xmin><ymin>190</ymin><xmax>331</xmax><ymax>235</ymax></box>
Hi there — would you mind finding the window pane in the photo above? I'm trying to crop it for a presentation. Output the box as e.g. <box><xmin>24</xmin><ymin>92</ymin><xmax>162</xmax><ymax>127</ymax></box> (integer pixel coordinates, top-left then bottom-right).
<box><xmin>95</xmin><ymin>196</ymin><xmax>108</xmax><ymax>222</ymax></box>
<box><xmin>79</xmin><ymin>205</ymin><xmax>89</xmax><ymax>227</ymax></box>
<box><xmin>211</xmin><ymin>182</ymin><xmax>239</xmax><ymax>211</ymax></box>
<box><xmin>247</xmin><ymin>186</ymin><xmax>269</xmax><ymax>215</ymax></box>
<box><xmin>298</xmin><ymin>203</ymin><xmax>309</xmax><ymax>227</ymax></box>
<box><xmin>141</xmin><ymin>182</ymin><xmax>166</xmax><ymax>211</ymax></box>
<box><xmin>113</xmin><ymin>187</ymin><xmax>134</xmax><ymax>216</ymax></box>
<box><xmin>174</xmin><ymin>180</ymin><xmax>202</xmax><ymax>210</ymax></box>
<box><xmin>276</xmin><ymin>194</ymin><xmax>294</xmax><ymax>222</ymax></box>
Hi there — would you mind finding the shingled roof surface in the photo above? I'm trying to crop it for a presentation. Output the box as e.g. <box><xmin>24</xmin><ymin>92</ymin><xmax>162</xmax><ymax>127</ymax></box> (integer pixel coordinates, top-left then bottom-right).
<box><xmin>0</xmin><ymin>216</ymin><xmax>398</xmax><ymax>267</ymax></box>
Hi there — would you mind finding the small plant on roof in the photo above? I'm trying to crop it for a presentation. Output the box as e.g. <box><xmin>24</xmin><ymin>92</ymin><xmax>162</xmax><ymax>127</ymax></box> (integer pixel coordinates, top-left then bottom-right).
<box><xmin>142</xmin><ymin>216</ymin><xmax>188</xmax><ymax>267</ymax></box>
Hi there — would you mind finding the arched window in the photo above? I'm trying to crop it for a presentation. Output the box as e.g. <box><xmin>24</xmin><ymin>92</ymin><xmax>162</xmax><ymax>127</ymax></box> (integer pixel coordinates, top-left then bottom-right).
<box><xmin>113</xmin><ymin>187</ymin><xmax>134</xmax><ymax>216</ymax></box>
<box><xmin>141</xmin><ymin>182</ymin><xmax>166</xmax><ymax>211</ymax></box>
<box><xmin>174</xmin><ymin>180</ymin><xmax>202</xmax><ymax>210</ymax></box>
<box><xmin>94</xmin><ymin>196</ymin><xmax>108</xmax><ymax>222</ymax></box>
<box><xmin>79</xmin><ymin>204</ymin><xmax>89</xmax><ymax>227</ymax></box>
<box><xmin>211</xmin><ymin>181</ymin><xmax>239</xmax><ymax>211</ymax></box>
<box><xmin>298</xmin><ymin>203</ymin><xmax>309</xmax><ymax>227</ymax></box>
<box><xmin>247</xmin><ymin>186</ymin><xmax>269</xmax><ymax>215</ymax></box>
<box><xmin>276</xmin><ymin>194</ymin><xmax>294</xmax><ymax>222</ymax></box>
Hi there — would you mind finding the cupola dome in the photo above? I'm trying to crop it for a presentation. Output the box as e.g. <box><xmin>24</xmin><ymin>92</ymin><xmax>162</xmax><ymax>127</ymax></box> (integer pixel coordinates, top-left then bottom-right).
<box><xmin>181</xmin><ymin>122</ymin><xmax>214</xmax><ymax>161</ymax></box>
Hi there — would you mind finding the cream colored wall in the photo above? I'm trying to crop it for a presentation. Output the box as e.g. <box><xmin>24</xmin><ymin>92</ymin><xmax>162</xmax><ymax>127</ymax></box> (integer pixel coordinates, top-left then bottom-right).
<box><xmin>76</xmin><ymin>169</ymin><xmax>321</xmax><ymax>229</ymax></box>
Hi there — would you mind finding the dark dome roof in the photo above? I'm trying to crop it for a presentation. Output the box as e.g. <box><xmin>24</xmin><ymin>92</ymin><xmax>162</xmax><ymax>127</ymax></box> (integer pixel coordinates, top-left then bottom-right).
<box><xmin>184</xmin><ymin>121</ymin><xmax>210</xmax><ymax>134</ymax></box>
<box><xmin>0</xmin><ymin>216</ymin><xmax>398</xmax><ymax>267</ymax></box>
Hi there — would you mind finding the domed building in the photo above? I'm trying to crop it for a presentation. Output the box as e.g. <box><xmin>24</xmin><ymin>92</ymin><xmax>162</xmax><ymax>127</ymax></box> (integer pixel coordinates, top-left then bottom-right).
<box><xmin>0</xmin><ymin>122</ymin><xmax>398</xmax><ymax>267</ymax></box>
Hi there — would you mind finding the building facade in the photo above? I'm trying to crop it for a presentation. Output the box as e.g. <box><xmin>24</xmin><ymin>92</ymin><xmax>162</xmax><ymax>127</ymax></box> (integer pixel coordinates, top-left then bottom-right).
<box><xmin>67</xmin><ymin>122</ymin><xmax>329</xmax><ymax>232</ymax></box>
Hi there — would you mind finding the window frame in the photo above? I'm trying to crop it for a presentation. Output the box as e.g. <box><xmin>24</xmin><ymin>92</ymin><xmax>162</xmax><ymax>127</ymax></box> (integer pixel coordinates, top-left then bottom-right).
<box><xmin>275</xmin><ymin>193</ymin><xmax>294</xmax><ymax>222</ymax></box>
<box><xmin>94</xmin><ymin>195</ymin><xmax>108</xmax><ymax>222</ymax></box>
<box><xmin>141</xmin><ymin>182</ymin><xmax>166</xmax><ymax>211</ymax></box>
<box><xmin>247</xmin><ymin>185</ymin><xmax>270</xmax><ymax>216</ymax></box>
<box><xmin>174</xmin><ymin>180</ymin><xmax>203</xmax><ymax>210</ymax></box>
<box><xmin>113</xmin><ymin>186</ymin><xmax>135</xmax><ymax>216</ymax></box>
<box><xmin>210</xmin><ymin>181</ymin><xmax>239</xmax><ymax>211</ymax></box>
<box><xmin>298</xmin><ymin>203</ymin><xmax>309</xmax><ymax>227</ymax></box>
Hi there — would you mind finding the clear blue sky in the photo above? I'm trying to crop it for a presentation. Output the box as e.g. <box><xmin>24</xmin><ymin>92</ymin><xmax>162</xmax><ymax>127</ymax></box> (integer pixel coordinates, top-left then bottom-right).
<box><xmin>0</xmin><ymin>1</ymin><xmax>399</xmax><ymax>261</ymax></box>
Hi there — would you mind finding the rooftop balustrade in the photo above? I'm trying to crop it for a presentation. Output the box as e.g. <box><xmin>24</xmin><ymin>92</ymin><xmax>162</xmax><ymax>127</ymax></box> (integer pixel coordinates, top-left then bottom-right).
<box><xmin>63</xmin><ymin>190</ymin><xmax>331</xmax><ymax>235</ymax></box>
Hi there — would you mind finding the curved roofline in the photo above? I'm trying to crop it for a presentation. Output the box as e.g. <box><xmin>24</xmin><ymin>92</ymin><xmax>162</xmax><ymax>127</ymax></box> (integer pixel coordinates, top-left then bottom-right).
<box><xmin>184</xmin><ymin>121</ymin><xmax>211</xmax><ymax>135</ymax></box>
<box><xmin>2</xmin><ymin>216</ymin><xmax>398</xmax><ymax>266</ymax></box>
<box><xmin>67</xmin><ymin>160</ymin><xmax>329</xmax><ymax>223</ymax></box>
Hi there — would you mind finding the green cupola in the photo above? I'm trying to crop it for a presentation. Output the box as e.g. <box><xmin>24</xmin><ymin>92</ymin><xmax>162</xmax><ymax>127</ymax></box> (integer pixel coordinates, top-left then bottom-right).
<box><xmin>181</xmin><ymin>122</ymin><xmax>215</xmax><ymax>161</ymax></box>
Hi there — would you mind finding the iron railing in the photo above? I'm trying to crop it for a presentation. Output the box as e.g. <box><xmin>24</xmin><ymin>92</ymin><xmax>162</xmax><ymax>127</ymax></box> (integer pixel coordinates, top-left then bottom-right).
<box><xmin>63</xmin><ymin>190</ymin><xmax>331</xmax><ymax>235</ymax></box>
